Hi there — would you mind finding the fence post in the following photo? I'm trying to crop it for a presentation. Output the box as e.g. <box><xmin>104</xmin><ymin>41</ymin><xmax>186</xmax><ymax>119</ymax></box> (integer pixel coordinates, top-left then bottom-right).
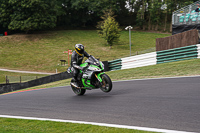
<box><xmin>6</xmin><ymin>76</ymin><xmax>8</xmax><ymax>84</ymax></box>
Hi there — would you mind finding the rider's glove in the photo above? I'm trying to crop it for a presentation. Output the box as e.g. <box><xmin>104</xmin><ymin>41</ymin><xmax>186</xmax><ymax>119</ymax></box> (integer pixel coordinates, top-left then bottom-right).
<box><xmin>77</xmin><ymin>66</ymin><xmax>85</xmax><ymax>71</ymax></box>
<box><xmin>74</xmin><ymin>65</ymin><xmax>85</xmax><ymax>71</ymax></box>
<box><xmin>81</xmin><ymin>67</ymin><xmax>87</xmax><ymax>71</ymax></box>
<box><xmin>80</xmin><ymin>67</ymin><xmax>84</xmax><ymax>71</ymax></box>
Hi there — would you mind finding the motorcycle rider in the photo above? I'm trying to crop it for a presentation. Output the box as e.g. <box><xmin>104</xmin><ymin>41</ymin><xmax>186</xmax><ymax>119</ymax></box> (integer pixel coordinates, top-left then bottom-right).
<box><xmin>70</xmin><ymin>44</ymin><xmax>90</xmax><ymax>87</ymax></box>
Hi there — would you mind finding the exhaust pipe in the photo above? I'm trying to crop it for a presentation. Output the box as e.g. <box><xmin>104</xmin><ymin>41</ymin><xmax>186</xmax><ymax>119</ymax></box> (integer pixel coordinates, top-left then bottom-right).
<box><xmin>70</xmin><ymin>82</ymin><xmax>81</xmax><ymax>89</ymax></box>
<box><xmin>70</xmin><ymin>83</ymin><xmax>92</xmax><ymax>90</ymax></box>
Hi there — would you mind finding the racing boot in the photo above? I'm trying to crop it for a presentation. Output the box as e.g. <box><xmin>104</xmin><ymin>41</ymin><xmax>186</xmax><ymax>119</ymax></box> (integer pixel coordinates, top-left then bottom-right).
<box><xmin>70</xmin><ymin>77</ymin><xmax>80</xmax><ymax>88</ymax></box>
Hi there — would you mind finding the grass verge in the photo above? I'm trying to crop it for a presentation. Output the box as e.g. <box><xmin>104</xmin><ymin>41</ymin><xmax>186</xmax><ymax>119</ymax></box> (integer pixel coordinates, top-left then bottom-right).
<box><xmin>0</xmin><ymin>118</ymin><xmax>155</xmax><ymax>133</ymax></box>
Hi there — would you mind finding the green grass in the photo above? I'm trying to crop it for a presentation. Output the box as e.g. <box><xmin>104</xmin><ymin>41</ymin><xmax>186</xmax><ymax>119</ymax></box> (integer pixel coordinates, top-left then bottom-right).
<box><xmin>0</xmin><ymin>118</ymin><xmax>155</xmax><ymax>133</ymax></box>
<box><xmin>0</xmin><ymin>30</ymin><xmax>170</xmax><ymax>73</ymax></box>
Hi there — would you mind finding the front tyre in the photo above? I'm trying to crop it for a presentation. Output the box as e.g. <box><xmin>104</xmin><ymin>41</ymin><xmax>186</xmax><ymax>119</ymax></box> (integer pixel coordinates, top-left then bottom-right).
<box><xmin>100</xmin><ymin>74</ymin><xmax>112</xmax><ymax>93</ymax></box>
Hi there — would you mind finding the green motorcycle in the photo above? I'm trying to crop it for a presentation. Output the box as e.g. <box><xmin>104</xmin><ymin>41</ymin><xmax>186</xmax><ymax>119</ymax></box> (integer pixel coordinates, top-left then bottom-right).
<box><xmin>68</xmin><ymin>56</ymin><xmax>112</xmax><ymax>96</ymax></box>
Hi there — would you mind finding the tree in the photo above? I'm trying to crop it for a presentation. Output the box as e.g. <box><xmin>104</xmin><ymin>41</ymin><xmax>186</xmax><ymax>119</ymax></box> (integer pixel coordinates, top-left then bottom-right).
<box><xmin>7</xmin><ymin>0</ymin><xmax>58</xmax><ymax>33</ymax></box>
<box><xmin>68</xmin><ymin>0</ymin><xmax>123</xmax><ymax>27</ymax></box>
<box><xmin>1</xmin><ymin>0</ymin><xmax>198</xmax><ymax>33</ymax></box>
<box><xmin>97</xmin><ymin>9</ymin><xmax>121</xmax><ymax>48</ymax></box>
<box><xmin>0</xmin><ymin>0</ymin><xmax>12</xmax><ymax>28</ymax></box>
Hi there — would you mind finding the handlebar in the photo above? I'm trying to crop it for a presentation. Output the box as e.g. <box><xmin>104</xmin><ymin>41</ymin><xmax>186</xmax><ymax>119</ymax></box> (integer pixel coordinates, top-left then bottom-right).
<box><xmin>82</xmin><ymin>63</ymin><xmax>90</xmax><ymax>72</ymax></box>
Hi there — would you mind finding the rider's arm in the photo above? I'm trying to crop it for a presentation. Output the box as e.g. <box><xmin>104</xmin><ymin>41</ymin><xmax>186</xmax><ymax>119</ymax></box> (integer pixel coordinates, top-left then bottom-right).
<box><xmin>84</xmin><ymin>51</ymin><xmax>90</xmax><ymax>58</ymax></box>
<box><xmin>71</xmin><ymin>51</ymin><xmax>84</xmax><ymax>70</ymax></box>
<box><xmin>84</xmin><ymin>51</ymin><xmax>97</xmax><ymax>62</ymax></box>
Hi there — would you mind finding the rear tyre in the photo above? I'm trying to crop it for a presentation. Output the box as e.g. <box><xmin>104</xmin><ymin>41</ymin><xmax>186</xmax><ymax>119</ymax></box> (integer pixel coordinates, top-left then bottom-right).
<box><xmin>71</xmin><ymin>79</ymin><xmax>86</xmax><ymax>96</ymax></box>
<box><xmin>100</xmin><ymin>74</ymin><xmax>112</xmax><ymax>93</ymax></box>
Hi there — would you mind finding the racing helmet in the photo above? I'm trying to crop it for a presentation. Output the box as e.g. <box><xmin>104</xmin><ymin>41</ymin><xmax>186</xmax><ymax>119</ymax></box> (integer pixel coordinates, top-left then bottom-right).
<box><xmin>75</xmin><ymin>44</ymin><xmax>84</xmax><ymax>56</ymax></box>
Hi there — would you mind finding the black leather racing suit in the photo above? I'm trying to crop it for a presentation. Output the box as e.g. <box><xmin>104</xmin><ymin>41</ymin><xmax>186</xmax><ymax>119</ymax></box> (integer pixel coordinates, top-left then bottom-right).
<box><xmin>71</xmin><ymin>50</ymin><xmax>90</xmax><ymax>81</ymax></box>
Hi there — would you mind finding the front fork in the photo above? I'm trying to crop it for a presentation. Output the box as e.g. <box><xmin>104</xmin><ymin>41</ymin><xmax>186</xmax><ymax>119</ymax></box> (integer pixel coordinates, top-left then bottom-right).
<box><xmin>95</xmin><ymin>72</ymin><xmax>104</xmax><ymax>86</ymax></box>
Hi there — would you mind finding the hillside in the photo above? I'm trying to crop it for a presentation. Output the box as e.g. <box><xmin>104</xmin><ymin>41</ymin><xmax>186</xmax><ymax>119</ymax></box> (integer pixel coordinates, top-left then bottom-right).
<box><xmin>0</xmin><ymin>30</ymin><xmax>170</xmax><ymax>73</ymax></box>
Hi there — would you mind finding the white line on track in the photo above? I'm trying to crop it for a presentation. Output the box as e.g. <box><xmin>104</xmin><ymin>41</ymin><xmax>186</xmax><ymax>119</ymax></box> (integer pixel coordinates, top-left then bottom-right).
<box><xmin>0</xmin><ymin>115</ymin><xmax>196</xmax><ymax>133</ymax></box>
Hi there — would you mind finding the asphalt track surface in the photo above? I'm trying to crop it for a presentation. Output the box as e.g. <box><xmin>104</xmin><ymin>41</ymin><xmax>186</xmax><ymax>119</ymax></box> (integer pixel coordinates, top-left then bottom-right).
<box><xmin>0</xmin><ymin>76</ymin><xmax>200</xmax><ymax>132</ymax></box>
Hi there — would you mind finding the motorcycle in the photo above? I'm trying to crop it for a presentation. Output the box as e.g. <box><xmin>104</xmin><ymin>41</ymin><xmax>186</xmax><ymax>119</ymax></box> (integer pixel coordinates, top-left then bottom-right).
<box><xmin>67</xmin><ymin>56</ymin><xmax>112</xmax><ymax>95</ymax></box>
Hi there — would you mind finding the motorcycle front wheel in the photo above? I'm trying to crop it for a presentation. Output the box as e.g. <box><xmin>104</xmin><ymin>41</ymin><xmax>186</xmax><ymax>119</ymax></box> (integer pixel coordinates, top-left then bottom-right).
<box><xmin>100</xmin><ymin>74</ymin><xmax>112</xmax><ymax>93</ymax></box>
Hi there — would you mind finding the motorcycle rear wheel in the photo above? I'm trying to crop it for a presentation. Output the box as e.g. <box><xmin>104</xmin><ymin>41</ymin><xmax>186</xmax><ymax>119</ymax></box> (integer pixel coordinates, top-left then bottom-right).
<box><xmin>71</xmin><ymin>79</ymin><xmax>86</xmax><ymax>96</ymax></box>
<box><xmin>100</xmin><ymin>74</ymin><xmax>112</xmax><ymax>93</ymax></box>
<box><xmin>71</xmin><ymin>85</ymin><xmax>86</xmax><ymax>95</ymax></box>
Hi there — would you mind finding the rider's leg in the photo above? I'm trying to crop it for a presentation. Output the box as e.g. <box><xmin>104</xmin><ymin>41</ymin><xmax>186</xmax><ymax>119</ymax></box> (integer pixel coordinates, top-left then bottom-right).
<box><xmin>72</xmin><ymin>67</ymin><xmax>79</xmax><ymax>84</ymax></box>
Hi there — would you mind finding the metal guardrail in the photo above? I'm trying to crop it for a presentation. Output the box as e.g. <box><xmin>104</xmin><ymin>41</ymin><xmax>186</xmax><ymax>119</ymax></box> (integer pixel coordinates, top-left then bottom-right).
<box><xmin>0</xmin><ymin>71</ymin><xmax>72</xmax><ymax>94</ymax></box>
<box><xmin>108</xmin><ymin>59</ymin><xmax>122</xmax><ymax>71</ymax></box>
<box><xmin>121</xmin><ymin>52</ymin><xmax>157</xmax><ymax>70</ymax></box>
<box><xmin>197</xmin><ymin>44</ymin><xmax>200</xmax><ymax>58</ymax></box>
<box><xmin>108</xmin><ymin>44</ymin><xmax>200</xmax><ymax>71</ymax></box>
<box><xmin>157</xmin><ymin>45</ymin><xmax>198</xmax><ymax>64</ymax></box>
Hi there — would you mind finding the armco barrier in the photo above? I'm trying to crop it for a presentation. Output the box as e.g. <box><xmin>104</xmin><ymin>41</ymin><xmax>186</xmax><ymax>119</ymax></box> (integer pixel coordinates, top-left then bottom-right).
<box><xmin>157</xmin><ymin>45</ymin><xmax>198</xmax><ymax>64</ymax></box>
<box><xmin>108</xmin><ymin>44</ymin><xmax>200</xmax><ymax>71</ymax></box>
<box><xmin>0</xmin><ymin>71</ymin><xmax>72</xmax><ymax>94</ymax></box>
<box><xmin>121</xmin><ymin>52</ymin><xmax>157</xmax><ymax>70</ymax></box>
<box><xmin>197</xmin><ymin>44</ymin><xmax>200</xmax><ymax>58</ymax></box>
<box><xmin>108</xmin><ymin>59</ymin><xmax>122</xmax><ymax>71</ymax></box>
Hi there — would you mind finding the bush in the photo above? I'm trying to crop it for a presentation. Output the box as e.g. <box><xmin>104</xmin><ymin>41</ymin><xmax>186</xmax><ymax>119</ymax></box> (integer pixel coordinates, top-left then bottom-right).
<box><xmin>97</xmin><ymin>9</ymin><xmax>121</xmax><ymax>48</ymax></box>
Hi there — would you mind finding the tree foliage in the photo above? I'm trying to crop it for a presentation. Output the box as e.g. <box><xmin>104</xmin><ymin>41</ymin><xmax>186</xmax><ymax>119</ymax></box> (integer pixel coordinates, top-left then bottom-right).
<box><xmin>97</xmin><ymin>9</ymin><xmax>121</xmax><ymax>48</ymax></box>
<box><xmin>0</xmin><ymin>0</ymin><xmax>199</xmax><ymax>33</ymax></box>
<box><xmin>0</xmin><ymin>0</ymin><xmax>58</xmax><ymax>33</ymax></box>
<box><xmin>0</xmin><ymin>0</ymin><xmax>12</xmax><ymax>28</ymax></box>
